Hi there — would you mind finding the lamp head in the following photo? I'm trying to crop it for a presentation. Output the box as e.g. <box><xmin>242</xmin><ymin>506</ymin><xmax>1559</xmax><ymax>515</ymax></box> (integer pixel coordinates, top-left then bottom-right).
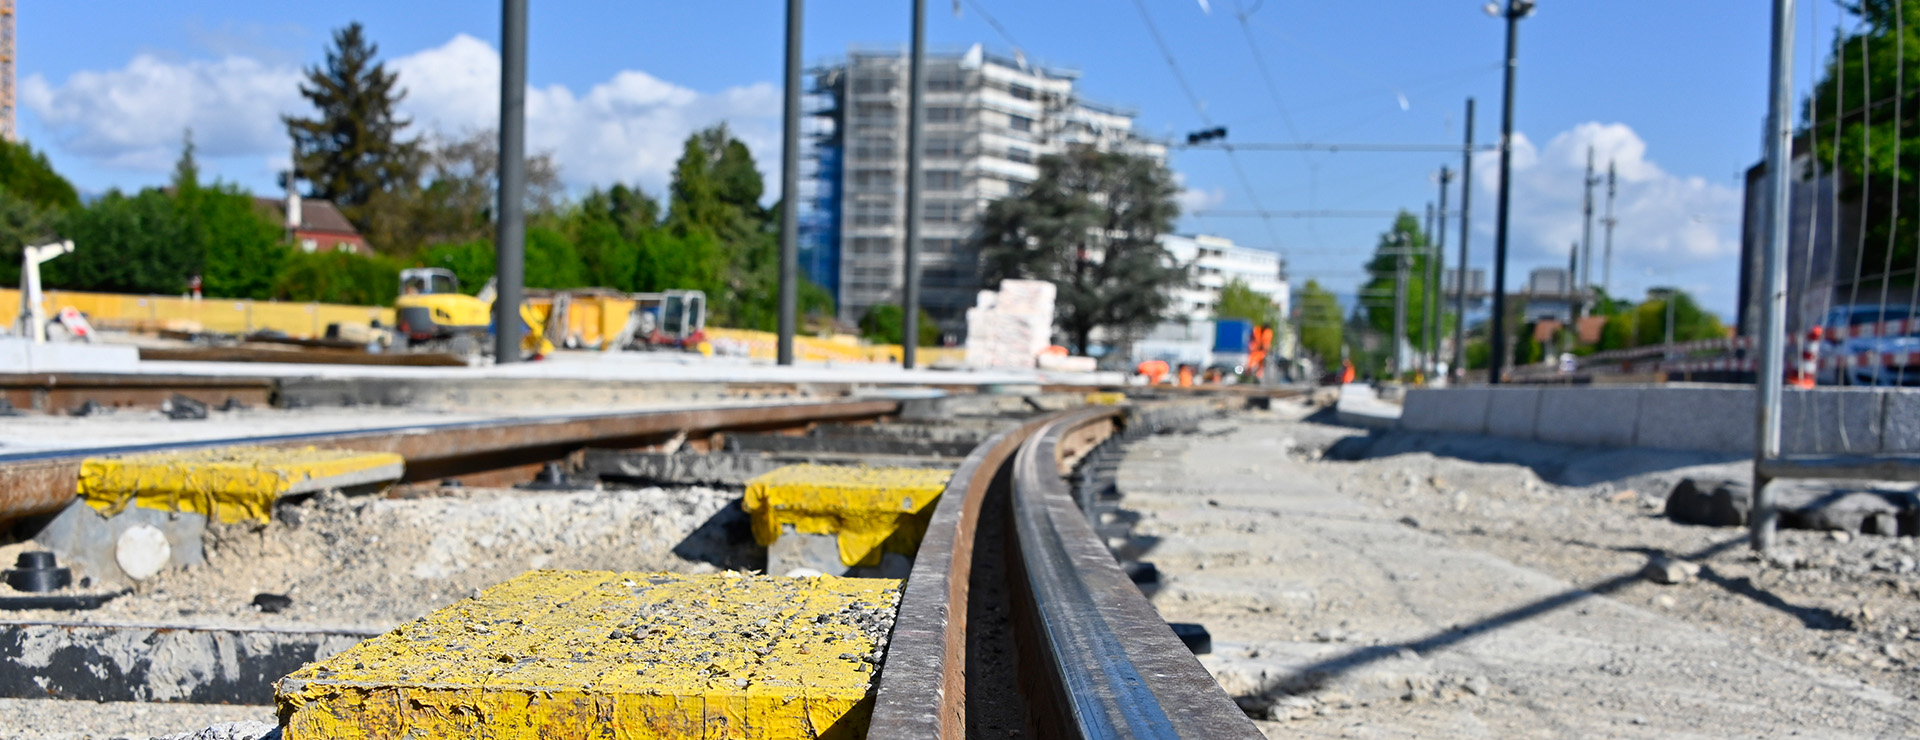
<box><xmin>1483</xmin><ymin>2</ymin><xmax>1500</xmax><ymax>17</ymax></box>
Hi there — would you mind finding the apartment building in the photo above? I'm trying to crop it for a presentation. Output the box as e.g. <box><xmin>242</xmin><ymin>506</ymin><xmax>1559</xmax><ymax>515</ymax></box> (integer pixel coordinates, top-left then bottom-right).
<box><xmin>800</xmin><ymin>44</ymin><xmax>1165</xmax><ymax>334</ymax></box>
<box><xmin>1157</xmin><ymin>233</ymin><xmax>1289</xmax><ymax>321</ymax></box>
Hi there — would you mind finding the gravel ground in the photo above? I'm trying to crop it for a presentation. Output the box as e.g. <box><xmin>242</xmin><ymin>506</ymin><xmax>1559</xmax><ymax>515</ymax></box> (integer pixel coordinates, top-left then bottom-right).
<box><xmin>0</xmin><ymin>483</ymin><xmax>754</xmax><ymax>737</ymax></box>
<box><xmin>1122</xmin><ymin>404</ymin><xmax>1920</xmax><ymax>738</ymax></box>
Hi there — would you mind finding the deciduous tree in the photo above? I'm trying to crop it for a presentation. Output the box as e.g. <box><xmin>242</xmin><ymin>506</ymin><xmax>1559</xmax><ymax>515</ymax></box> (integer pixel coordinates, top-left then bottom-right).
<box><xmin>978</xmin><ymin>146</ymin><xmax>1187</xmax><ymax>354</ymax></box>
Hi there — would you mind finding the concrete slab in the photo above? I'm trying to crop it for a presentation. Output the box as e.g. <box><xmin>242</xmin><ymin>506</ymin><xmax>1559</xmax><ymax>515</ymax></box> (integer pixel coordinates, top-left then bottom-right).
<box><xmin>32</xmin><ymin>499</ymin><xmax>207</xmax><ymax>585</ymax></box>
<box><xmin>743</xmin><ymin>464</ymin><xmax>951</xmax><ymax>568</ymax></box>
<box><xmin>1533</xmin><ymin>388</ymin><xmax>1641</xmax><ymax>447</ymax></box>
<box><xmin>1</xmin><ymin>622</ymin><xmax>370</xmax><ymax>704</ymax></box>
<box><xmin>1483</xmin><ymin>388</ymin><xmax>1542</xmax><ymax>440</ymax></box>
<box><xmin>1881</xmin><ymin>389</ymin><xmax>1920</xmax><ymax>454</ymax></box>
<box><xmin>0</xmin><ymin>338</ymin><xmax>139</xmax><ymax>373</ymax></box>
<box><xmin>277</xmin><ymin>570</ymin><xmax>901</xmax><ymax>740</ymax></box>
<box><xmin>1634</xmin><ymin>385</ymin><xmax>1756</xmax><ymax>453</ymax></box>
<box><xmin>1398</xmin><ymin>388</ymin><xmax>1491</xmax><ymax>435</ymax></box>
<box><xmin>78</xmin><ymin>446</ymin><xmax>404</xmax><ymax>525</ymax></box>
<box><xmin>1334</xmin><ymin>384</ymin><xmax>1401</xmax><ymax>429</ymax></box>
<box><xmin>1781</xmin><ymin>388</ymin><xmax>1886</xmax><ymax>455</ymax></box>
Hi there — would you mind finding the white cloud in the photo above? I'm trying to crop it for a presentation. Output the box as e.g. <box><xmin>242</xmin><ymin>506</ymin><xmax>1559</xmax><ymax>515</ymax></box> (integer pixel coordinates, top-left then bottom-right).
<box><xmin>22</xmin><ymin>35</ymin><xmax>781</xmax><ymax>196</ymax></box>
<box><xmin>1470</xmin><ymin>122</ymin><xmax>1742</xmax><ymax>301</ymax></box>
<box><xmin>391</xmin><ymin>35</ymin><xmax>779</xmax><ymax>196</ymax></box>
<box><xmin>23</xmin><ymin>55</ymin><xmax>303</xmax><ymax>171</ymax></box>
<box><xmin>1177</xmin><ymin>185</ymin><xmax>1227</xmax><ymax>214</ymax></box>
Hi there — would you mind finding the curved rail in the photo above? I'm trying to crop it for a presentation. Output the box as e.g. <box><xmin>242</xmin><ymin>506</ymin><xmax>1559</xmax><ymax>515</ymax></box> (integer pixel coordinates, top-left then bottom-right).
<box><xmin>1010</xmin><ymin>406</ymin><xmax>1261</xmax><ymax>739</ymax></box>
<box><xmin>868</xmin><ymin>413</ymin><xmax>1053</xmax><ymax>737</ymax></box>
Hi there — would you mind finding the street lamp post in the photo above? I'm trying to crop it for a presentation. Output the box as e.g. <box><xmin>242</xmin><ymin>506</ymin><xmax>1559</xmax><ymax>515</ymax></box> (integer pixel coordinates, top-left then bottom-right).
<box><xmin>1485</xmin><ymin>0</ymin><xmax>1533</xmax><ymax>385</ymax></box>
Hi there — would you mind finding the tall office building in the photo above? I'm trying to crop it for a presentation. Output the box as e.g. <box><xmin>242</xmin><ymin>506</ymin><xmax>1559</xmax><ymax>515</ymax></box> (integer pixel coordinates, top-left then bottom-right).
<box><xmin>800</xmin><ymin>44</ymin><xmax>1165</xmax><ymax>335</ymax></box>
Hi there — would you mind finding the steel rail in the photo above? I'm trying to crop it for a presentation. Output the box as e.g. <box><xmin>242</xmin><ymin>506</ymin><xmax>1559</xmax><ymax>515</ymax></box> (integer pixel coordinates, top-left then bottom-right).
<box><xmin>0</xmin><ymin>398</ymin><xmax>900</xmax><ymax>528</ymax></box>
<box><xmin>1009</xmin><ymin>407</ymin><xmax>1262</xmax><ymax>739</ymax></box>
<box><xmin>869</xmin><ymin>412</ymin><xmax>1054</xmax><ymax>737</ymax></box>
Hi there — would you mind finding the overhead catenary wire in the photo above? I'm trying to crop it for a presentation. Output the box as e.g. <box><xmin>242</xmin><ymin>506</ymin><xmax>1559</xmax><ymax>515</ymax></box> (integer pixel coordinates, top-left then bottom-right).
<box><xmin>1127</xmin><ymin>0</ymin><xmax>1284</xmax><ymax>254</ymax></box>
<box><xmin>956</xmin><ymin>0</ymin><xmax>1023</xmax><ymax>56</ymax></box>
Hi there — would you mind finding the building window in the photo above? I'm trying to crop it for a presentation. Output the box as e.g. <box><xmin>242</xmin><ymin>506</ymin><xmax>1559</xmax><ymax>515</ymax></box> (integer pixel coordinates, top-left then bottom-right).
<box><xmin>926</xmin><ymin>137</ymin><xmax>962</xmax><ymax>158</ymax></box>
<box><xmin>1008</xmin><ymin>115</ymin><xmax>1033</xmax><ymax>132</ymax></box>
<box><xmin>929</xmin><ymin>74</ymin><xmax>965</xmax><ymax>92</ymax></box>
<box><xmin>1007</xmin><ymin>147</ymin><xmax>1032</xmax><ymax>164</ymax></box>
<box><xmin>923</xmin><ymin>200</ymin><xmax>968</xmax><ymax>224</ymax></box>
<box><xmin>854</xmin><ymin>78</ymin><xmax>896</xmax><ymax>94</ymax></box>
<box><xmin>926</xmin><ymin>170</ymin><xmax>962</xmax><ymax>191</ymax></box>
<box><xmin>1009</xmin><ymin>84</ymin><xmax>1034</xmax><ymax>101</ymax></box>
<box><xmin>300</xmin><ymin>238</ymin><xmax>318</xmax><ymax>253</ymax></box>
<box><xmin>928</xmin><ymin>106</ymin><xmax>962</xmax><ymax>123</ymax></box>
<box><xmin>852</xmin><ymin>202</ymin><xmax>893</xmax><ymax>226</ymax></box>
<box><xmin>335</xmin><ymin>242</ymin><xmax>354</xmax><ymax>252</ymax></box>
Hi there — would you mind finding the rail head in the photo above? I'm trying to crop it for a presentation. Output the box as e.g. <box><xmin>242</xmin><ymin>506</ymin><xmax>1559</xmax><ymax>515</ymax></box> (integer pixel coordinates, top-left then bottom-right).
<box><xmin>1012</xmin><ymin>406</ymin><xmax>1262</xmax><ymax>740</ymax></box>
<box><xmin>868</xmin><ymin>412</ymin><xmax>1055</xmax><ymax>739</ymax></box>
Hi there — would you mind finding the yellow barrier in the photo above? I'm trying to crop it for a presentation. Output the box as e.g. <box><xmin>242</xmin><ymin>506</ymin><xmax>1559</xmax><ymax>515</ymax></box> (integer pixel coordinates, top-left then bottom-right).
<box><xmin>1</xmin><ymin>288</ymin><xmax>394</xmax><ymax>339</ymax></box>
<box><xmin>4</xmin><ymin>287</ymin><xmax>971</xmax><ymax>366</ymax></box>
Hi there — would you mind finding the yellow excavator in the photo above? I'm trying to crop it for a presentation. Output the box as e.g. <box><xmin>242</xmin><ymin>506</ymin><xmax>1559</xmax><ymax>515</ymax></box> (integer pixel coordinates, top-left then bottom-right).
<box><xmin>393</xmin><ymin>268</ymin><xmax>553</xmax><ymax>359</ymax></box>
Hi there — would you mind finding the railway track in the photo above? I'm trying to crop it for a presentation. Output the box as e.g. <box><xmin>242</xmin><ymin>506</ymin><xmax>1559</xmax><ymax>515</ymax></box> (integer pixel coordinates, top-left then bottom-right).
<box><xmin>0</xmin><ymin>390</ymin><xmax>1281</xmax><ymax>738</ymax></box>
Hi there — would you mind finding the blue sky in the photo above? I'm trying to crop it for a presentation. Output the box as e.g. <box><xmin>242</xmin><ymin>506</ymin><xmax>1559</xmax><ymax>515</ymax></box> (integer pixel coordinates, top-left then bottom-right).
<box><xmin>17</xmin><ymin>1</ymin><xmax>1850</xmax><ymax>317</ymax></box>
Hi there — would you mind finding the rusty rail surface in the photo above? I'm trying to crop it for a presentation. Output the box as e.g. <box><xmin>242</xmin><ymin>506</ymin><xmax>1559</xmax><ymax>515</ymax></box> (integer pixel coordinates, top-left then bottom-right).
<box><xmin>0</xmin><ymin>398</ymin><xmax>899</xmax><ymax>528</ymax></box>
<box><xmin>868</xmin><ymin>413</ymin><xmax>1053</xmax><ymax>737</ymax></box>
<box><xmin>1009</xmin><ymin>406</ymin><xmax>1262</xmax><ymax>739</ymax></box>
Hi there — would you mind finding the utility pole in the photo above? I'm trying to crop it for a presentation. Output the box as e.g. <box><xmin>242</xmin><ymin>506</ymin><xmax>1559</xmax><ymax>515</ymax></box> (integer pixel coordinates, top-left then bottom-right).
<box><xmin>493</xmin><ymin>0</ymin><xmax>527</xmax><ymax>363</ymax></box>
<box><xmin>1602</xmin><ymin>159</ymin><xmax>1617</xmax><ymax>303</ymax></box>
<box><xmin>1580</xmin><ymin>145</ymin><xmax>1597</xmax><ymax>319</ymax></box>
<box><xmin>1433</xmin><ymin>166</ymin><xmax>1451</xmax><ymax>378</ymax></box>
<box><xmin>1753</xmin><ymin>0</ymin><xmax>1795</xmax><ymax>552</ymax></box>
<box><xmin>1424</xmin><ymin>202</ymin><xmax>1435</xmax><ymax>373</ymax></box>
<box><xmin>776</xmin><ymin>0</ymin><xmax>803</xmax><ymax>366</ymax></box>
<box><xmin>901</xmin><ymin>0</ymin><xmax>927</xmax><ymax>369</ymax></box>
<box><xmin>1454</xmin><ymin>98</ymin><xmax>1474</xmax><ymax>381</ymax></box>
<box><xmin>1392</xmin><ymin>237</ymin><xmax>1409</xmax><ymax>377</ymax></box>
<box><xmin>1488</xmin><ymin>0</ymin><xmax>1533</xmax><ymax>385</ymax></box>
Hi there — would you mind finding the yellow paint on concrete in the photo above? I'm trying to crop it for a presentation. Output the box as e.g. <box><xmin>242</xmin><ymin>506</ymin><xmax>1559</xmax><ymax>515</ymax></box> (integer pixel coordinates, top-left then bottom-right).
<box><xmin>1085</xmin><ymin>392</ymin><xmax>1128</xmax><ymax>406</ymax></box>
<box><xmin>78</xmin><ymin>446</ymin><xmax>403</xmax><ymax>524</ymax></box>
<box><xmin>743</xmin><ymin>464</ymin><xmax>952</xmax><ymax>568</ymax></box>
<box><xmin>277</xmin><ymin>570</ymin><xmax>902</xmax><ymax>740</ymax></box>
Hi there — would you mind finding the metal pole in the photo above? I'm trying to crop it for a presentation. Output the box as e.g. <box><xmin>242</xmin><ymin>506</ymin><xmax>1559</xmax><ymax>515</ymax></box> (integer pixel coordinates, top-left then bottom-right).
<box><xmin>1581</xmin><ymin>145</ymin><xmax>1596</xmax><ymax>319</ymax></box>
<box><xmin>1603</xmin><ymin>160</ymin><xmax>1617</xmax><ymax>302</ymax></box>
<box><xmin>493</xmin><ymin>0</ymin><xmax>527</xmax><ymax>363</ymax></box>
<box><xmin>1489</xmin><ymin>4</ymin><xmax>1520</xmax><ymax>385</ymax></box>
<box><xmin>776</xmin><ymin>0</ymin><xmax>803</xmax><ymax>366</ymax></box>
<box><xmin>1434</xmin><ymin>166</ymin><xmax>1450</xmax><ymax>378</ymax></box>
<box><xmin>1424</xmin><ymin>202</ymin><xmax>1435</xmax><ymax>373</ymax></box>
<box><xmin>1455</xmin><ymin>98</ymin><xmax>1474</xmax><ymax>380</ymax></box>
<box><xmin>1758</xmin><ymin>0</ymin><xmax>1794</xmax><ymax>556</ymax></box>
<box><xmin>1393</xmin><ymin>248</ymin><xmax>1408</xmax><ymax>377</ymax></box>
<box><xmin>901</xmin><ymin>0</ymin><xmax>926</xmax><ymax>369</ymax></box>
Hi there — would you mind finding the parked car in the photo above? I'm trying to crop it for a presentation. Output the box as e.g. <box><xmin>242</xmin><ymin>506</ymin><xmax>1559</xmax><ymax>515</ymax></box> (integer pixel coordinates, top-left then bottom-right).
<box><xmin>1815</xmin><ymin>304</ymin><xmax>1920</xmax><ymax>386</ymax></box>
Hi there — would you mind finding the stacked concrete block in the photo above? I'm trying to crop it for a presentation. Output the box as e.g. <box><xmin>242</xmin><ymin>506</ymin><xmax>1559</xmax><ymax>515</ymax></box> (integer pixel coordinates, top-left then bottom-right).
<box><xmin>1634</xmin><ymin>384</ymin><xmax>1755</xmax><ymax>453</ymax></box>
<box><xmin>1399</xmin><ymin>388</ymin><xmax>1492</xmax><ymax>435</ymax></box>
<box><xmin>1533</xmin><ymin>387</ymin><xmax>1641</xmax><ymax>447</ymax></box>
<box><xmin>1774</xmin><ymin>388</ymin><xmax>1887</xmax><ymax>455</ymax></box>
<box><xmin>964</xmin><ymin>279</ymin><xmax>1056</xmax><ymax>369</ymax></box>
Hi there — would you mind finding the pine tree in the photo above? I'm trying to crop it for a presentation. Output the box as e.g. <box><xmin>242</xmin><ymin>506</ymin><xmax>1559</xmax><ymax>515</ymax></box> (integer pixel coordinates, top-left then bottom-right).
<box><xmin>283</xmin><ymin>22</ymin><xmax>421</xmax><ymax>242</ymax></box>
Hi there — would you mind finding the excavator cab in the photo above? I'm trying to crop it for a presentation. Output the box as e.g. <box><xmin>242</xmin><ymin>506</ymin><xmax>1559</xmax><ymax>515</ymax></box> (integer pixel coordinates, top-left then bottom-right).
<box><xmin>395</xmin><ymin>268</ymin><xmax>492</xmax><ymax>356</ymax></box>
<box><xmin>401</xmin><ymin>268</ymin><xmax>459</xmax><ymax>296</ymax></box>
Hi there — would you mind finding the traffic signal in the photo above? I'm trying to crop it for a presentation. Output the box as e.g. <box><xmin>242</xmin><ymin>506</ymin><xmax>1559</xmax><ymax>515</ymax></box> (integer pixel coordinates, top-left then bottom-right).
<box><xmin>1185</xmin><ymin>126</ymin><xmax>1227</xmax><ymax>145</ymax></box>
